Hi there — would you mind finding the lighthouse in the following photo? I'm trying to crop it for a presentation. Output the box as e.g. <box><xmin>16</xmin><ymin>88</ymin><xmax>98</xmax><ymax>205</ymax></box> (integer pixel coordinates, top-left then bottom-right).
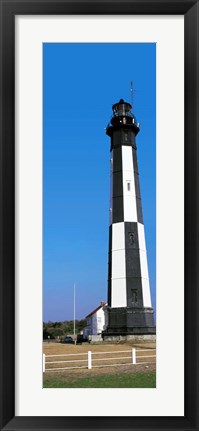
<box><xmin>104</xmin><ymin>99</ymin><xmax>155</xmax><ymax>336</ymax></box>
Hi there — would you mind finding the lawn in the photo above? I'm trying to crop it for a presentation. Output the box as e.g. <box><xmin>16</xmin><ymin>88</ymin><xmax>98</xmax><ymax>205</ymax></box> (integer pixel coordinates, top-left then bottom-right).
<box><xmin>43</xmin><ymin>370</ymin><xmax>156</xmax><ymax>388</ymax></box>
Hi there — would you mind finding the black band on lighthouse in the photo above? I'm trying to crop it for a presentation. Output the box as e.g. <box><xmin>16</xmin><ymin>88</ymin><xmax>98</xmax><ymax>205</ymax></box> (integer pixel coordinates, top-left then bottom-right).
<box><xmin>124</xmin><ymin>222</ymin><xmax>144</xmax><ymax>308</ymax></box>
<box><xmin>112</xmin><ymin>147</ymin><xmax>124</xmax><ymax>223</ymax></box>
<box><xmin>132</xmin><ymin>147</ymin><xmax>143</xmax><ymax>224</ymax></box>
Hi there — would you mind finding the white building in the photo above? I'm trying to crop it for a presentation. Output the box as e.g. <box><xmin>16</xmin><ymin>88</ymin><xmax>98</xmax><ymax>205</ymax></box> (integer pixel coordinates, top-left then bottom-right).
<box><xmin>83</xmin><ymin>301</ymin><xmax>108</xmax><ymax>338</ymax></box>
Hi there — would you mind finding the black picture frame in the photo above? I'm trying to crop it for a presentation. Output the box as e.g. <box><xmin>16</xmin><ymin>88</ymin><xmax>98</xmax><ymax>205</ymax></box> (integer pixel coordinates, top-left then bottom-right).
<box><xmin>0</xmin><ymin>1</ymin><xmax>198</xmax><ymax>430</ymax></box>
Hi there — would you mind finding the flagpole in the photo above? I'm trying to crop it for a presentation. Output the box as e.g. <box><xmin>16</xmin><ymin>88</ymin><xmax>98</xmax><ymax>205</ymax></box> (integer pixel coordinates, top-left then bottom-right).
<box><xmin>74</xmin><ymin>283</ymin><xmax>76</xmax><ymax>342</ymax></box>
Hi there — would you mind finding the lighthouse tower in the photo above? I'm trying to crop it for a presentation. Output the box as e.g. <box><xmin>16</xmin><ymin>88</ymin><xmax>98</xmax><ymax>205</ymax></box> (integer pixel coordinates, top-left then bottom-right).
<box><xmin>104</xmin><ymin>99</ymin><xmax>155</xmax><ymax>336</ymax></box>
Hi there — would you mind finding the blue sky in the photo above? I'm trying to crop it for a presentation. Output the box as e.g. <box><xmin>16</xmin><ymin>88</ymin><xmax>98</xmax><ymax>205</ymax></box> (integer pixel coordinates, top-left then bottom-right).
<box><xmin>43</xmin><ymin>43</ymin><xmax>156</xmax><ymax>322</ymax></box>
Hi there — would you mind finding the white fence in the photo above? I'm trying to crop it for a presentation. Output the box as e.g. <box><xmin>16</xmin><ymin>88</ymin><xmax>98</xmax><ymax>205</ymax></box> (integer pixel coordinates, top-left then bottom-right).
<box><xmin>43</xmin><ymin>348</ymin><xmax>156</xmax><ymax>373</ymax></box>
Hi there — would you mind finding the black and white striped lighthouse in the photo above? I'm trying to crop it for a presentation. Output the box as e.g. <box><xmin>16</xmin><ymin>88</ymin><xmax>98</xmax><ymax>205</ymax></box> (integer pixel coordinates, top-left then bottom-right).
<box><xmin>104</xmin><ymin>99</ymin><xmax>155</xmax><ymax>336</ymax></box>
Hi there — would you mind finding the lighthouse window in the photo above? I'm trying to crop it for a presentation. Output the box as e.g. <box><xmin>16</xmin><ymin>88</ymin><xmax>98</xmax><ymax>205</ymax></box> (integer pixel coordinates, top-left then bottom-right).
<box><xmin>127</xmin><ymin>182</ymin><xmax>131</xmax><ymax>191</ymax></box>
<box><xmin>132</xmin><ymin>290</ymin><xmax>138</xmax><ymax>303</ymax></box>
<box><xmin>124</xmin><ymin>132</ymin><xmax>128</xmax><ymax>141</ymax></box>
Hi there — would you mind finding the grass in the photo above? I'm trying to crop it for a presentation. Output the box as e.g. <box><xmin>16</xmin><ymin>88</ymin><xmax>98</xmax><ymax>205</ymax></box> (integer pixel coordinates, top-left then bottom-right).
<box><xmin>43</xmin><ymin>371</ymin><xmax>156</xmax><ymax>388</ymax></box>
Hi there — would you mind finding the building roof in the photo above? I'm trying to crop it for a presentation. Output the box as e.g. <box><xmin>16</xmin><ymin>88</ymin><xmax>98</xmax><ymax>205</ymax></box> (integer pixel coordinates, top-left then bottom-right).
<box><xmin>86</xmin><ymin>301</ymin><xmax>106</xmax><ymax>318</ymax></box>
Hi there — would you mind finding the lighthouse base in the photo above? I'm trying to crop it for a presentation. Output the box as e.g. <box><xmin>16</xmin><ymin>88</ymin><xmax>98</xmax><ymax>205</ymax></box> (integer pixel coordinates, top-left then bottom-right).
<box><xmin>103</xmin><ymin>306</ymin><xmax>156</xmax><ymax>337</ymax></box>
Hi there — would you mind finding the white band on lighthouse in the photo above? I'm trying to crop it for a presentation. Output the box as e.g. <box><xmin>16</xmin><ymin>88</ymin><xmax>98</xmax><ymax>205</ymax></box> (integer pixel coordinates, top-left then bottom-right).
<box><xmin>137</xmin><ymin>223</ymin><xmax>152</xmax><ymax>307</ymax></box>
<box><xmin>111</xmin><ymin>222</ymin><xmax>127</xmax><ymax>307</ymax></box>
<box><xmin>122</xmin><ymin>146</ymin><xmax>137</xmax><ymax>222</ymax></box>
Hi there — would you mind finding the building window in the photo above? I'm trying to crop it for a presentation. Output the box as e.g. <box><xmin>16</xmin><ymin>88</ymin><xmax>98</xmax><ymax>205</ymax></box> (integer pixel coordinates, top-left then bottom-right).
<box><xmin>127</xmin><ymin>182</ymin><xmax>131</xmax><ymax>191</ymax></box>
<box><xmin>131</xmin><ymin>289</ymin><xmax>138</xmax><ymax>303</ymax></box>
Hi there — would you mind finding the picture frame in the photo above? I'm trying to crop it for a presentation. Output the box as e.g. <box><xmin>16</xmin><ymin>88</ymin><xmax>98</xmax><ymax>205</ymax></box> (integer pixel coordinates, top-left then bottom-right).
<box><xmin>0</xmin><ymin>0</ymin><xmax>198</xmax><ymax>430</ymax></box>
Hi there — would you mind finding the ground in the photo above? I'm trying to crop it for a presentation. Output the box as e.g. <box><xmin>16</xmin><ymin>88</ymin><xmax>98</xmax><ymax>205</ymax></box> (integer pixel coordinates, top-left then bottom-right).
<box><xmin>43</xmin><ymin>340</ymin><xmax>156</xmax><ymax>388</ymax></box>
